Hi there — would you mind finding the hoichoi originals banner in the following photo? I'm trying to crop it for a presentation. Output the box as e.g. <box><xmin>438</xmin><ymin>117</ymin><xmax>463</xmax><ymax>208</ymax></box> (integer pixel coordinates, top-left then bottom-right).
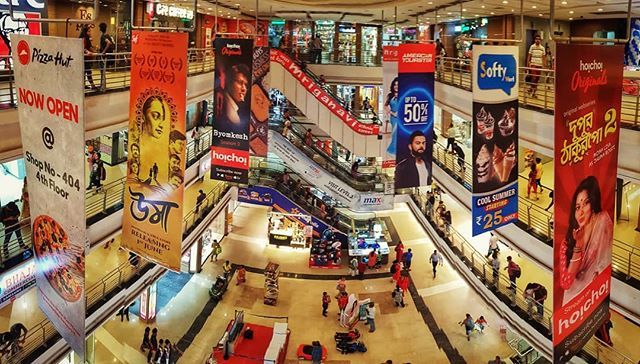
<box><xmin>122</xmin><ymin>31</ymin><xmax>188</xmax><ymax>271</ymax></box>
<box><xmin>211</xmin><ymin>38</ymin><xmax>254</xmax><ymax>183</ymax></box>
<box><xmin>382</xmin><ymin>46</ymin><xmax>399</xmax><ymax>168</ymax></box>
<box><xmin>250</xmin><ymin>46</ymin><xmax>270</xmax><ymax>157</ymax></box>
<box><xmin>269</xmin><ymin>48</ymin><xmax>380</xmax><ymax>136</ymax></box>
<box><xmin>12</xmin><ymin>35</ymin><xmax>86</xmax><ymax>358</ymax></box>
<box><xmin>394</xmin><ymin>43</ymin><xmax>435</xmax><ymax>189</ymax></box>
<box><xmin>552</xmin><ymin>44</ymin><xmax>623</xmax><ymax>363</ymax></box>
<box><xmin>471</xmin><ymin>45</ymin><xmax>519</xmax><ymax>236</ymax></box>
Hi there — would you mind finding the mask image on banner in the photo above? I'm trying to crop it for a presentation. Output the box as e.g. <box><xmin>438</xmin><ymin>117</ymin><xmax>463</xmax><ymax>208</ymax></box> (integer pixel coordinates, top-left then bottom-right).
<box><xmin>382</xmin><ymin>46</ymin><xmax>399</xmax><ymax>168</ymax></box>
<box><xmin>552</xmin><ymin>43</ymin><xmax>623</xmax><ymax>363</ymax></box>
<box><xmin>249</xmin><ymin>46</ymin><xmax>270</xmax><ymax>157</ymax></box>
<box><xmin>394</xmin><ymin>43</ymin><xmax>435</xmax><ymax>189</ymax></box>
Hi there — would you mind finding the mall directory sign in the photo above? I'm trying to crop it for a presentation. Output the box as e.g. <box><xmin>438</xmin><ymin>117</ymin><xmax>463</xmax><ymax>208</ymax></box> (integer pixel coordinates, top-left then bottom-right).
<box><xmin>394</xmin><ymin>43</ymin><xmax>435</xmax><ymax>189</ymax></box>
<box><xmin>211</xmin><ymin>38</ymin><xmax>254</xmax><ymax>184</ymax></box>
<box><xmin>122</xmin><ymin>31</ymin><xmax>188</xmax><ymax>271</ymax></box>
<box><xmin>552</xmin><ymin>44</ymin><xmax>622</xmax><ymax>363</ymax></box>
<box><xmin>249</xmin><ymin>46</ymin><xmax>270</xmax><ymax>157</ymax></box>
<box><xmin>471</xmin><ymin>45</ymin><xmax>519</xmax><ymax>236</ymax></box>
<box><xmin>382</xmin><ymin>46</ymin><xmax>399</xmax><ymax>168</ymax></box>
<box><xmin>12</xmin><ymin>35</ymin><xmax>86</xmax><ymax>358</ymax></box>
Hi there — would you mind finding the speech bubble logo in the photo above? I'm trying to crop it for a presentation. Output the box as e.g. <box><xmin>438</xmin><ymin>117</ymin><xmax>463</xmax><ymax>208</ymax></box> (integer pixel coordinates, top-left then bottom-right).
<box><xmin>477</xmin><ymin>54</ymin><xmax>517</xmax><ymax>96</ymax></box>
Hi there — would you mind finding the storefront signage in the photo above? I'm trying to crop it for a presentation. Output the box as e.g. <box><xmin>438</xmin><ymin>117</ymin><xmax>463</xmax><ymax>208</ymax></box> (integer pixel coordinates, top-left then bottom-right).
<box><xmin>0</xmin><ymin>261</ymin><xmax>36</xmax><ymax>308</ymax></box>
<box><xmin>211</xmin><ymin>38</ymin><xmax>254</xmax><ymax>184</ymax></box>
<box><xmin>471</xmin><ymin>45</ymin><xmax>519</xmax><ymax>236</ymax></box>
<box><xmin>270</xmin><ymin>48</ymin><xmax>379</xmax><ymax>135</ymax></box>
<box><xmin>0</xmin><ymin>1</ymin><xmax>43</xmax><ymax>69</ymax></box>
<box><xmin>122</xmin><ymin>31</ymin><xmax>188</xmax><ymax>271</ymax></box>
<box><xmin>12</xmin><ymin>35</ymin><xmax>86</xmax><ymax>359</ymax></box>
<box><xmin>382</xmin><ymin>46</ymin><xmax>399</xmax><ymax>168</ymax></box>
<box><xmin>269</xmin><ymin>130</ymin><xmax>393</xmax><ymax>211</ymax></box>
<box><xmin>155</xmin><ymin>4</ymin><xmax>193</xmax><ymax>20</ymax></box>
<box><xmin>552</xmin><ymin>44</ymin><xmax>623</xmax><ymax>363</ymax></box>
<box><xmin>395</xmin><ymin>43</ymin><xmax>435</xmax><ymax>189</ymax></box>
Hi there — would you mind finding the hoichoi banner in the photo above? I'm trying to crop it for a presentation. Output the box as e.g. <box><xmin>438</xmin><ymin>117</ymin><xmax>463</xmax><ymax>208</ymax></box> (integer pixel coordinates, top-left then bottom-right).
<box><xmin>269</xmin><ymin>48</ymin><xmax>380</xmax><ymax>135</ymax></box>
<box><xmin>250</xmin><ymin>46</ymin><xmax>270</xmax><ymax>157</ymax></box>
<box><xmin>211</xmin><ymin>38</ymin><xmax>254</xmax><ymax>183</ymax></box>
<box><xmin>12</xmin><ymin>34</ymin><xmax>86</xmax><ymax>358</ymax></box>
<box><xmin>122</xmin><ymin>31</ymin><xmax>188</xmax><ymax>271</ymax></box>
<box><xmin>471</xmin><ymin>45</ymin><xmax>519</xmax><ymax>236</ymax></box>
<box><xmin>552</xmin><ymin>44</ymin><xmax>623</xmax><ymax>363</ymax></box>
<box><xmin>394</xmin><ymin>43</ymin><xmax>435</xmax><ymax>189</ymax></box>
<box><xmin>382</xmin><ymin>46</ymin><xmax>399</xmax><ymax>168</ymax></box>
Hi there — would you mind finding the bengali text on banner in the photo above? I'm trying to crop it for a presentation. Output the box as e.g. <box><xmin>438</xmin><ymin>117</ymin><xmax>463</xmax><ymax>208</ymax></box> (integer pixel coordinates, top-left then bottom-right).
<box><xmin>552</xmin><ymin>44</ymin><xmax>623</xmax><ymax>363</ymax></box>
<box><xmin>12</xmin><ymin>34</ymin><xmax>86</xmax><ymax>358</ymax></box>
<box><xmin>122</xmin><ymin>31</ymin><xmax>188</xmax><ymax>271</ymax></box>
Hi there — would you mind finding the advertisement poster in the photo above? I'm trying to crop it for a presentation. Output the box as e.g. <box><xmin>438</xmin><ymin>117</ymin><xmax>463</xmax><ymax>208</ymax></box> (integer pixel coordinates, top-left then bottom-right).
<box><xmin>552</xmin><ymin>44</ymin><xmax>622</xmax><ymax>363</ymax></box>
<box><xmin>269</xmin><ymin>130</ymin><xmax>393</xmax><ymax>211</ymax></box>
<box><xmin>12</xmin><ymin>35</ymin><xmax>86</xmax><ymax>358</ymax></box>
<box><xmin>211</xmin><ymin>38</ymin><xmax>254</xmax><ymax>184</ymax></box>
<box><xmin>250</xmin><ymin>46</ymin><xmax>270</xmax><ymax>157</ymax></box>
<box><xmin>382</xmin><ymin>46</ymin><xmax>399</xmax><ymax>168</ymax></box>
<box><xmin>0</xmin><ymin>2</ymin><xmax>43</xmax><ymax>68</ymax></box>
<box><xmin>471</xmin><ymin>45</ymin><xmax>519</xmax><ymax>236</ymax></box>
<box><xmin>394</xmin><ymin>43</ymin><xmax>435</xmax><ymax>189</ymax></box>
<box><xmin>122</xmin><ymin>31</ymin><xmax>188</xmax><ymax>271</ymax></box>
<box><xmin>270</xmin><ymin>48</ymin><xmax>379</xmax><ymax>135</ymax></box>
<box><xmin>0</xmin><ymin>261</ymin><xmax>35</xmax><ymax>308</ymax></box>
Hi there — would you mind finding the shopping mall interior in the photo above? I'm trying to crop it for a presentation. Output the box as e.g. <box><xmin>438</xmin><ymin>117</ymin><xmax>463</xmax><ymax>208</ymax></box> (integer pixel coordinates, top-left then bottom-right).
<box><xmin>0</xmin><ymin>0</ymin><xmax>639</xmax><ymax>363</ymax></box>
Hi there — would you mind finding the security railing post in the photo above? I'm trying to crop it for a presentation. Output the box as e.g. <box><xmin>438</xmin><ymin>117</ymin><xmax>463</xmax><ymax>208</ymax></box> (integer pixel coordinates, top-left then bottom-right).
<box><xmin>546</xmin><ymin>217</ymin><xmax>551</xmax><ymax>238</ymax></box>
<box><xmin>627</xmin><ymin>252</ymin><xmax>632</xmax><ymax>279</ymax></box>
<box><xmin>544</xmin><ymin>71</ymin><xmax>548</xmax><ymax>110</ymax></box>
<box><xmin>635</xmin><ymin>88</ymin><xmax>640</xmax><ymax>128</ymax></box>
<box><xmin>526</xmin><ymin>206</ymin><xmax>531</xmax><ymax>228</ymax></box>
<box><xmin>102</xmin><ymin>191</ymin><xmax>107</xmax><ymax>213</ymax></box>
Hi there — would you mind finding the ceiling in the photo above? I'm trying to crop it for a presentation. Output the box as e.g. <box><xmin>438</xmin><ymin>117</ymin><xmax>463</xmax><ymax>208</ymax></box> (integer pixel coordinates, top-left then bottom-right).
<box><xmin>178</xmin><ymin>0</ymin><xmax>640</xmax><ymax>24</ymax></box>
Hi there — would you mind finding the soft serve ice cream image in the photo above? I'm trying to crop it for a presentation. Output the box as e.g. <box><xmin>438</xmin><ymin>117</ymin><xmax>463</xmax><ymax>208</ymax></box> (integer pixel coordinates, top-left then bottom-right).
<box><xmin>475</xmin><ymin>107</ymin><xmax>495</xmax><ymax>140</ymax></box>
<box><xmin>498</xmin><ymin>107</ymin><xmax>516</xmax><ymax>137</ymax></box>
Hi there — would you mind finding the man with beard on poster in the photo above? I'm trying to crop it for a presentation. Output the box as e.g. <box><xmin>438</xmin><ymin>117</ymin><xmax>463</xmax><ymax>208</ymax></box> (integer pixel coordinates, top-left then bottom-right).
<box><xmin>395</xmin><ymin>130</ymin><xmax>431</xmax><ymax>188</ymax></box>
<box><xmin>218</xmin><ymin>63</ymin><xmax>251</xmax><ymax>136</ymax></box>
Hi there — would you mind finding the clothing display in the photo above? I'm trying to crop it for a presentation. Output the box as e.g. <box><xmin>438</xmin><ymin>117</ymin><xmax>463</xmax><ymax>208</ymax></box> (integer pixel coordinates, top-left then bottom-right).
<box><xmin>264</xmin><ymin>262</ymin><xmax>280</xmax><ymax>306</ymax></box>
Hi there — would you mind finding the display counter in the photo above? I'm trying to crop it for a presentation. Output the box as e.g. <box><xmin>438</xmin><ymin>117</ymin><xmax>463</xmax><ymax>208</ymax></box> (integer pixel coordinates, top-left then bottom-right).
<box><xmin>348</xmin><ymin>236</ymin><xmax>389</xmax><ymax>265</ymax></box>
<box><xmin>268</xmin><ymin>212</ymin><xmax>310</xmax><ymax>248</ymax></box>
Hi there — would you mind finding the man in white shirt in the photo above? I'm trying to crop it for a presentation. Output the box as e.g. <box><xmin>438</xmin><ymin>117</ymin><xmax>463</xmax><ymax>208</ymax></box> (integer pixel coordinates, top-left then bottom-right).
<box><xmin>526</xmin><ymin>34</ymin><xmax>546</xmax><ymax>97</ymax></box>
<box><xmin>365</xmin><ymin>302</ymin><xmax>376</xmax><ymax>332</ymax></box>
<box><xmin>395</xmin><ymin>130</ymin><xmax>431</xmax><ymax>188</ymax></box>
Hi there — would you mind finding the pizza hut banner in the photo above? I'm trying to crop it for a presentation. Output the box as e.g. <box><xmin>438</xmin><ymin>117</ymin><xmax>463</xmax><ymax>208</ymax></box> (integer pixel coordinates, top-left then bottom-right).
<box><xmin>211</xmin><ymin>38</ymin><xmax>254</xmax><ymax>184</ymax></box>
<box><xmin>12</xmin><ymin>35</ymin><xmax>86</xmax><ymax>358</ymax></box>
<box><xmin>382</xmin><ymin>46</ymin><xmax>399</xmax><ymax>168</ymax></box>
<box><xmin>122</xmin><ymin>31</ymin><xmax>188</xmax><ymax>271</ymax></box>
<box><xmin>471</xmin><ymin>45</ymin><xmax>519</xmax><ymax>236</ymax></box>
<box><xmin>270</xmin><ymin>48</ymin><xmax>379</xmax><ymax>135</ymax></box>
<box><xmin>552</xmin><ymin>44</ymin><xmax>623</xmax><ymax>363</ymax></box>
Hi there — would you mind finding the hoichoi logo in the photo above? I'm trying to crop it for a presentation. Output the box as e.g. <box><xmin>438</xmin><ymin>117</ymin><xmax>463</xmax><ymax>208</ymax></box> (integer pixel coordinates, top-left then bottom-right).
<box><xmin>211</xmin><ymin>147</ymin><xmax>249</xmax><ymax>169</ymax></box>
<box><xmin>571</xmin><ymin>59</ymin><xmax>607</xmax><ymax>93</ymax></box>
<box><xmin>222</xmin><ymin>43</ymin><xmax>242</xmax><ymax>56</ymax></box>
<box><xmin>477</xmin><ymin>54</ymin><xmax>516</xmax><ymax>95</ymax></box>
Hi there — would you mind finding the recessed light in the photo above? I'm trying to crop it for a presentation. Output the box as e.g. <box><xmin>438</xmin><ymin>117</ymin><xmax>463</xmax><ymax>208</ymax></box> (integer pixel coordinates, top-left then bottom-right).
<box><xmin>561</xmin><ymin>0</ymin><xmax>567</xmax><ymax>3</ymax></box>
<box><xmin>597</xmin><ymin>8</ymin><xmax>603</xmax><ymax>11</ymax></box>
<box><xmin>447</xmin><ymin>12</ymin><xmax>451</xmax><ymax>15</ymax></box>
<box><xmin>569</xmin><ymin>10</ymin><xmax>574</xmax><ymax>14</ymax></box>
<box><xmin>475</xmin><ymin>14</ymin><xmax>479</xmax><ymax>16</ymax></box>
<box><xmin>462</xmin><ymin>8</ymin><xmax>467</xmax><ymax>11</ymax></box>
<box><xmin>207</xmin><ymin>7</ymin><xmax>212</xmax><ymax>10</ymax></box>
<box><xmin>502</xmin><ymin>0</ymin><xmax>508</xmax><ymax>3</ymax></box>
<box><xmin>490</xmin><ymin>12</ymin><xmax>495</xmax><ymax>14</ymax></box>
<box><xmin>569</xmin><ymin>17</ymin><xmax>573</xmax><ymax>20</ymax></box>
<box><xmin>532</xmin><ymin>5</ymin><xmax>537</xmax><ymax>8</ymax></box>
<box><xmin>538</xmin><ymin>13</ymin><xmax>543</xmax><ymax>16</ymax></box>
<box><xmin>428</xmin><ymin>1</ymin><xmax>433</xmax><ymax>3</ymax></box>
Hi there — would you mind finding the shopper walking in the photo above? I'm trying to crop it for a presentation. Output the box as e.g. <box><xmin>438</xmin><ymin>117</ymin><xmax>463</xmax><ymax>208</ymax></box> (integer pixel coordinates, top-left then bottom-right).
<box><xmin>534</xmin><ymin>157</ymin><xmax>544</xmax><ymax>191</ymax></box>
<box><xmin>392</xmin><ymin>285</ymin><xmax>405</xmax><ymax>307</ymax></box>
<box><xmin>446</xmin><ymin>124</ymin><xmax>457</xmax><ymax>152</ymax></box>
<box><xmin>311</xmin><ymin>341</ymin><xmax>323</xmax><ymax>364</ymax></box>
<box><xmin>430</xmin><ymin>250</ymin><xmax>443</xmax><ymax>278</ymax></box>
<box><xmin>153</xmin><ymin>339</ymin><xmax>164</xmax><ymax>363</ymax></box>
<box><xmin>168</xmin><ymin>340</ymin><xmax>183</xmax><ymax>364</ymax></box>
<box><xmin>211</xmin><ymin>239</ymin><xmax>222</xmax><ymax>262</ymax></box>
<box><xmin>357</xmin><ymin>258</ymin><xmax>367</xmax><ymax>280</ymax></box>
<box><xmin>442</xmin><ymin>210</ymin><xmax>452</xmax><ymax>237</ymax></box>
<box><xmin>311</xmin><ymin>36</ymin><xmax>323</xmax><ymax>64</ymax></box>
<box><xmin>222</xmin><ymin>260</ymin><xmax>232</xmax><ymax>277</ymax></box>
<box><xmin>526</xmin><ymin>34</ymin><xmax>546</xmax><ymax>97</ymax></box>
<box><xmin>116</xmin><ymin>304</ymin><xmax>130</xmax><ymax>322</ymax></box>
<box><xmin>141</xmin><ymin>327</ymin><xmax>151</xmax><ymax>351</ymax></box>
<box><xmin>79</xmin><ymin>25</ymin><xmax>98</xmax><ymax>90</ymax></box>
<box><xmin>336</xmin><ymin>277</ymin><xmax>347</xmax><ymax>298</ymax></box>
<box><xmin>398</xmin><ymin>273</ymin><xmax>409</xmax><ymax>296</ymax></box>
<box><xmin>322</xmin><ymin>292</ymin><xmax>331</xmax><ymax>317</ymax></box>
<box><xmin>491</xmin><ymin>251</ymin><xmax>500</xmax><ymax>288</ymax></box>
<box><xmin>452</xmin><ymin>142</ymin><xmax>466</xmax><ymax>173</ymax></box>
<box><xmin>390</xmin><ymin>260</ymin><xmax>401</xmax><ymax>283</ymax></box>
<box><xmin>304</xmin><ymin>128</ymin><xmax>314</xmax><ymax>146</ymax></box>
<box><xmin>474</xmin><ymin>315</ymin><xmax>488</xmax><ymax>334</ymax></box>
<box><xmin>337</xmin><ymin>291</ymin><xmax>349</xmax><ymax>314</ymax></box>
<box><xmin>349</xmin><ymin>256</ymin><xmax>358</xmax><ymax>277</ymax></box>
<box><xmin>98</xmin><ymin>22</ymin><xmax>114</xmax><ymax>90</ymax></box>
<box><xmin>147</xmin><ymin>328</ymin><xmax>158</xmax><ymax>363</ymax></box>
<box><xmin>196</xmin><ymin>189</ymin><xmax>206</xmax><ymax>213</ymax></box>
<box><xmin>394</xmin><ymin>241</ymin><xmax>404</xmax><ymax>264</ymax></box>
<box><xmin>526</xmin><ymin>163</ymin><xmax>538</xmax><ymax>199</ymax></box>
<box><xmin>486</xmin><ymin>233</ymin><xmax>500</xmax><ymax>258</ymax></box>
<box><xmin>505</xmin><ymin>256</ymin><xmax>521</xmax><ymax>305</ymax></box>
<box><xmin>367</xmin><ymin>249</ymin><xmax>378</xmax><ymax>269</ymax></box>
<box><xmin>365</xmin><ymin>302</ymin><xmax>376</xmax><ymax>332</ymax></box>
<box><xmin>235</xmin><ymin>265</ymin><xmax>246</xmax><ymax>285</ymax></box>
<box><xmin>403</xmin><ymin>248</ymin><xmax>413</xmax><ymax>271</ymax></box>
<box><xmin>2</xmin><ymin>201</ymin><xmax>26</xmax><ymax>256</ymax></box>
<box><xmin>459</xmin><ymin>313</ymin><xmax>475</xmax><ymax>341</ymax></box>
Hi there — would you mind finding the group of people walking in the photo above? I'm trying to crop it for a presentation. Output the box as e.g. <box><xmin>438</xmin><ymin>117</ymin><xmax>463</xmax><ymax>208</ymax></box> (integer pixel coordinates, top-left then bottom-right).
<box><xmin>140</xmin><ymin>327</ymin><xmax>182</xmax><ymax>364</ymax></box>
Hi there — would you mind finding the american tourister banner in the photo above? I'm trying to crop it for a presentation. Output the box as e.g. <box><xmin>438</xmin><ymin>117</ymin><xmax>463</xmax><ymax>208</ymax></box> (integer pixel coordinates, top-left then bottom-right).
<box><xmin>122</xmin><ymin>31</ymin><xmax>188</xmax><ymax>271</ymax></box>
<box><xmin>471</xmin><ymin>45</ymin><xmax>519</xmax><ymax>236</ymax></box>
<box><xmin>552</xmin><ymin>44</ymin><xmax>623</xmax><ymax>363</ymax></box>
<box><xmin>394</xmin><ymin>43</ymin><xmax>435</xmax><ymax>189</ymax></box>
<box><xmin>212</xmin><ymin>38</ymin><xmax>254</xmax><ymax>183</ymax></box>
<box><xmin>12</xmin><ymin>35</ymin><xmax>86</xmax><ymax>358</ymax></box>
<box><xmin>382</xmin><ymin>46</ymin><xmax>399</xmax><ymax>168</ymax></box>
<box><xmin>250</xmin><ymin>46</ymin><xmax>270</xmax><ymax>157</ymax></box>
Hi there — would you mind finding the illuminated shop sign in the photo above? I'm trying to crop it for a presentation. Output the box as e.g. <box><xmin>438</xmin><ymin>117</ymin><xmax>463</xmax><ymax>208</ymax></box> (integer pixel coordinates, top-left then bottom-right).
<box><xmin>339</xmin><ymin>24</ymin><xmax>356</xmax><ymax>33</ymax></box>
<box><xmin>0</xmin><ymin>261</ymin><xmax>36</xmax><ymax>307</ymax></box>
<box><xmin>156</xmin><ymin>4</ymin><xmax>194</xmax><ymax>20</ymax></box>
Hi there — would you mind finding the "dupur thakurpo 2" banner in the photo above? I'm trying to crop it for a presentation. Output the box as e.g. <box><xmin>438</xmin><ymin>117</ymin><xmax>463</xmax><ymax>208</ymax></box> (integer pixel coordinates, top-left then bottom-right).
<box><xmin>12</xmin><ymin>34</ymin><xmax>86</xmax><ymax>358</ymax></box>
<box><xmin>211</xmin><ymin>38</ymin><xmax>254</xmax><ymax>183</ymax></box>
<box><xmin>471</xmin><ymin>45</ymin><xmax>519</xmax><ymax>236</ymax></box>
<box><xmin>382</xmin><ymin>46</ymin><xmax>399</xmax><ymax>168</ymax></box>
<box><xmin>552</xmin><ymin>44</ymin><xmax>623</xmax><ymax>363</ymax></box>
<box><xmin>249</xmin><ymin>46</ymin><xmax>270</xmax><ymax>157</ymax></box>
<box><xmin>122</xmin><ymin>31</ymin><xmax>188</xmax><ymax>271</ymax></box>
<box><xmin>394</xmin><ymin>43</ymin><xmax>435</xmax><ymax>189</ymax></box>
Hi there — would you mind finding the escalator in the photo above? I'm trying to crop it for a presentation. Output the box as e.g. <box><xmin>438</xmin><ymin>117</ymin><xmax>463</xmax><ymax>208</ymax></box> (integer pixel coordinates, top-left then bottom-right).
<box><xmin>269</xmin><ymin>49</ymin><xmax>384</xmax><ymax>157</ymax></box>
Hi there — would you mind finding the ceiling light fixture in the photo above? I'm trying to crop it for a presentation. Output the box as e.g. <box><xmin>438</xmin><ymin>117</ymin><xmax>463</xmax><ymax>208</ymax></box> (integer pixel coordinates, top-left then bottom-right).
<box><xmin>538</xmin><ymin>13</ymin><xmax>543</xmax><ymax>16</ymax></box>
<box><xmin>462</xmin><ymin>8</ymin><xmax>467</xmax><ymax>11</ymax></box>
<box><xmin>481</xmin><ymin>5</ymin><xmax>485</xmax><ymax>8</ymax></box>
<box><xmin>597</xmin><ymin>8</ymin><xmax>603</xmax><ymax>11</ymax></box>
<box><xmin>490</xmin><ymin>11</ymin><xmax>495</xmax><ymax>14</ymax></box>
<box><xmin>561</xmin><ymin>0</ymin><xmax>567</xmax><ymax>4</ymax></box>
<box><xmin>569</xmin><ymin>17</ymin><xmax>573</xmax><ymax>20</ymax></box>
<box><xmin>532</xmin><ymin>5</ymin><xmax>537</xmax><ymax>8</ymax></box>
<box><xmin>502</xmin><ymin>0</ymin><xmax>508</xmax><ymax>3</ymax></box>
<box><xmin>569</xmin><ymin>10</ymin><xmax>573</xmax><ymax>14</ymax></box>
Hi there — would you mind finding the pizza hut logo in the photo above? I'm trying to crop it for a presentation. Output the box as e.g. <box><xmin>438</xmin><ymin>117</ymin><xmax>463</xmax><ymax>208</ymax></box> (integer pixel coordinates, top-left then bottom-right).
<box><xmin>222</xmin><ymin>44</ymin><xmax>242</xmax><ymax>56</ymax></box>
<box><xmin>17</xmin><ymin>40</ymin><xmax>30</xmax><ymax>65</ymax></box>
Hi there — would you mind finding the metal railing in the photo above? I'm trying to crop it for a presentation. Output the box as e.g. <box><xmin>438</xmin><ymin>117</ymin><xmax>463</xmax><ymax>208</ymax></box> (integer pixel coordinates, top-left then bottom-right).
<box><xmin>430</xmin><ymin>139</ymin><xmax>640</xmax><ymax>284</ymax></box>
<box><xmin>1</xmin><ymin>129</ymin><xmax>212</xmax><ymax>268</ymax></box>
<box><xmin>4</xmin><ymin>181</ymin><xmax>229</xmax><ymax>364</ymax></box>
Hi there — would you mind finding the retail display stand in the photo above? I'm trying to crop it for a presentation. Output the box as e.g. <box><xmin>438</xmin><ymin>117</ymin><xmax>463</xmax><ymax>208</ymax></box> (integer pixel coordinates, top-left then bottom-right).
<box><xmin>309</xmin><ymin>238</ymin><xmax>342</xmax><ymax>269</ymax></box>
<box><xmin>264</xmin><ymin>262</ymin><xmax>280</xmax><ymax>306</ymax></box>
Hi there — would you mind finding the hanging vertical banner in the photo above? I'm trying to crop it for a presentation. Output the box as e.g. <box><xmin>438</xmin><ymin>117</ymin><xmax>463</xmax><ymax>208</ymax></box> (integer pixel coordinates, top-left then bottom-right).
<box><xmin>211</xmin><ymin>38</ymin><xmax>254</xmax><ymax>183</ymax></box>
<box><xmin>12</xmin><ymin>35</ymin><xmax>86</xmax><ymax>358</ymax></box>
<box><xmin>122</xmin><ymin>31</ymin><xmax>188</xmax><ymax>271</ymax></box>
<box><xmin>552</xmin><ymin>44</ymin><xmax>622</xmax><ymax>363</ymax></box>
<box><xmin>471</xmin><ymin>45</ymin><xmax>519</xmax><ymax>236</ymax></box>
<box><xmin>382</xmin><ymin>46</ymin><xmax>399</xmax><ymax>168</ymax></box>
<box><xmin>250</xmin><ymin>46</ymin><xmax>270</xmax><ymax>157</ymax></box>
<box><xmin>394</xmin><ymin>43</ymin><xmax>435</xmax><ymax>189</ymax></box>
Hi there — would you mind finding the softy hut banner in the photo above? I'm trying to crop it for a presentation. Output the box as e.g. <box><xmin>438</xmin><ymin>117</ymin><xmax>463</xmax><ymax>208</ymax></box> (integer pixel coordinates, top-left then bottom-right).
<box><xmin>382</xmin><ymin>46</ymin><xmax>399</xmax><ymax>168</ymax></box>
<box><xmin>250</xmin><ymin>46</ymin><xmax>270</xmax><ymax>157</ymax></box>
<box><xmin>471</xmin><ymin>45</ymin><xmax>519</xmax><ymax>236</ymax></box>
<box><xmin>122</xmin><ymin>31</ymin><xmax>188</xmax><ymax>271</ymax></box>
<box><xmin>552</xmin><ymin>44</ymin><xmax>623</xmax><ymax>363</ymax></box>
<box><xmin>211</xmin><ymin>38</ymin><xmax>254</xmax><ymax>184</ymax></box>
<box><xmin>394</xmin><ymin>43</ymin><xmax>435</xmax><ymax>189</ymax></box>
<box><xmin>12</xmin><ymin>34</ymin><xmax>86</xmax><ymax>358</ymax></box>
